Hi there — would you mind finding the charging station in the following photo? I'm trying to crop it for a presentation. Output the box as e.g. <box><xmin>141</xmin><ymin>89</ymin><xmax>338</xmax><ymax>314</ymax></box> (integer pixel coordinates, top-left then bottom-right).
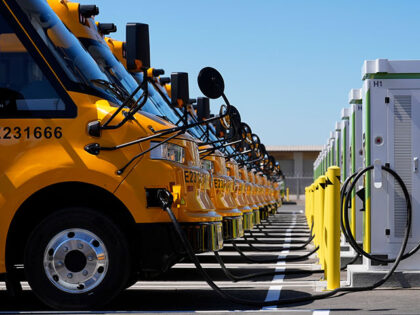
<box><xmin>340</xmin><ymin>108</ymin><xmax>350</xmax><ymax>182</ymax></box>
<box><xmin>322</xmin><ymin>145</ymin><xmax>327</xmax><ymax>175</ymax></box>
<box><xmin>334</xmin><ymin>121</ymin><xmax>341</xmax><ymax>170</ymax></box>
<box><xmin>348</xmin><ymin>88</ymin><xmax>364</xmax><ymax>244</ymax></box>
<box><xmin>327</xmin><ymin>132</ymin><xmax>334</xmax><ymax>167</ymax></box>
<box><xmin>339</xmin><ymin>108</ymin><xmax>359</xmax><ymax>255</ymax></box>
<box><xmin>348</xmin><ymin>59</ymin><xmax>420</xmax><ymax>286</ymax></box>
<box><xmin>321</xmin><ymin>145</ymin><xmax>326</xmax><ymax>174</ymax></box>
<box><xmin>314</xmin><ymin>154</ymin><xmax>321</xmax><ymax>179</ymax></box>
<box><xmin>326</xmin><ymin>141</ymin><xmax>332</xmax><ymax>169</ymax></box>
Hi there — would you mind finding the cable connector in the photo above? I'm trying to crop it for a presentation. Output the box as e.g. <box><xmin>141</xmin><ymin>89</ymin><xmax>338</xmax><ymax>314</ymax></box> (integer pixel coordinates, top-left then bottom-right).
<box><xmin>157</xmin><ymin>189</ymin><xmax>174</xmax><ymax>209</ymax></box>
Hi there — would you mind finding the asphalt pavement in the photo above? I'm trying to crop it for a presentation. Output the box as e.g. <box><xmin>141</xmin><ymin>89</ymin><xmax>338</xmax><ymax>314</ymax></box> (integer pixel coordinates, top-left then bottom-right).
<box><xmin>0</xmin><ymin>204</ymin><xmax>419</xmax><ymax>314</ymax></box>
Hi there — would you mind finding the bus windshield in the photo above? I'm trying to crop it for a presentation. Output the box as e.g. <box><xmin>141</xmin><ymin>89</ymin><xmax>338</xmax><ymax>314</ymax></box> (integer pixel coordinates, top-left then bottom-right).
<box><xmin>133</xmin><ymin>72</ymin><xmax>205</xmax><ymax>138</ymax></box>
<box><xmin>15</xmin><ymin>0</ymin><xmax>121</xmax><ymax>102</ymax></box>
<box><xmin>78</xmin><ymin>37</ymin><xmax>162</xmax><ymax>116</ymax></box>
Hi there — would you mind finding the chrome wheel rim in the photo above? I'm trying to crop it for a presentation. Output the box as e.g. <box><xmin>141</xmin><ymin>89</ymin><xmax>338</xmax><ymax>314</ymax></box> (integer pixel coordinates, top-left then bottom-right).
<box><xmin>43</xmin><ymin>228</ymin><xmax>108</xmax><ymax>294</ymax></box>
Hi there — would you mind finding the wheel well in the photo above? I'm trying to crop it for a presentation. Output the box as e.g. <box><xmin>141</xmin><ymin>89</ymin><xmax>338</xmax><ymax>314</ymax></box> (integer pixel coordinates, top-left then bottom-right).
<box><xmin>6</xmin><ymin>182</ymin><xmax>137</xmax><ymax>270</ymax></box>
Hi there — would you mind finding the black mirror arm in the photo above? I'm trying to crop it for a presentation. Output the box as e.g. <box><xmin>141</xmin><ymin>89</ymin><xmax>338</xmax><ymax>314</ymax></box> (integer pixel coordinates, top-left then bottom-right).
<box><xmin>154</xmin><ymin>113</ymin><xmax>228</xmax><ymax>135</ymax></box>
<box><xmin>90</xmin><ymin>113</ymin><xmax>229</xmax><ymax>155</ymax></box>
<box><xmin>201</xmin><ymin>134</ymin><xmax>241</xmax><ymax>146</ymax></box>
<box><xmin>201</xmin><ymin>136</ymin><xmax>229</xmax><ymax>146</ymax></box>
<box><xmin>148</xmin><ymin>81</ymin><xmax>213</xmax><ymax>140</ymax></box>
<box><xmin>200</xmin><ymin>149</ymin><xmax>216</xmax><ymax>160</ymax></box>
<box><xmin>84</xmin><ymin>125</ymin><xmax>185</xmax><ymax>156</ymax></box>
<box><xmin>221</xmin><ymin>138</ymin><xmax>242</xmax><ymax>147</ymax></box>
<box><xmin>148</xmin><ymin>81</ymin><xmax>209</xmax><ymax>139</ymax></box>
<box><xmin>205</xmin><ymin>125</ymin><xmax>210</xmax><ymax>140</ymax></box>
<box><xmin>183</xmin><ymin>107</ymin><xmax>190</xmax><ymax>125</ymax></box>
<box><xmin>202</xmin><ymin>139</ymin><xmax>243</xmax><ymax>154</ymax></box>
<box><xmin>225</xmin><ymin>149</ymin><xmax>252</xmax><ymax>161</ymax></box>
<box><xmin>101</xmin><ymin>84</ymin><xmax>142</xmax><ymax>129</ymax></box>
<box><xmin>101</xmin><ymin>69</ymin><xmax>149</xmax><ymax>130</ymax></box>
<box><xmin>102</xmin><ymin>89</ymin><xmax>149</xmax><ymax>131</ymax></box>
<box><xmin>241</xmin><ymin>157</ymin><xmax>264</xmax><ymax>166</ymax></box>
<box><xmin>221</xmin><ymin>93</ymin><xmax>231</xmax><ymax>111</ymax></box>
<box><xmin>199</xmin><ymin>147</ymin><xmax>214</xmax><ymax>154</ymax></box>
<box><xmin>200</xmin><ymin>119</ymin><xmax>240</xmax><ymax>146</ymax></box>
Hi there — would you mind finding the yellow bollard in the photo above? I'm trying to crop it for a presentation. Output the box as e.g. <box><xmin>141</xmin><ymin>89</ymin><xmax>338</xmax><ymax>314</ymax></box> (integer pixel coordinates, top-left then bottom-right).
<box><xmin>313</xmin><ymin>179</ymin><xmax>320</xmax><ymax>249</ymax></box>
<box><xmin>305</xmin><ymin>187</ymin><xmax>309</xmax><ymax>223</ymax></box>
<box><xmin>322</xmin><ymin>175</ymin><xmax>329</xmax><ymax>276</ymax></box>
<box><xmin>286</xmin><ymin>188</ymin><xmax>290</xmax><ymax>202</ymax></box>
<box><xmin>317</xmin><ymin>176</ymin><xmax>326</xmax><ymax>269</ymax></box>
<box><xmin>325</xmin><ymin>166</ymin><xmax>341</xmax><ymax>290</ymax></box>
<box><xmin>310</xmin><ymin>184</ymin><xmax>315</xmax><ymax>236</ymax></box>
<box><xmin>306</xmin><ymin>184</ymin><xmax>314</xmax><ymax>229</ymax></box>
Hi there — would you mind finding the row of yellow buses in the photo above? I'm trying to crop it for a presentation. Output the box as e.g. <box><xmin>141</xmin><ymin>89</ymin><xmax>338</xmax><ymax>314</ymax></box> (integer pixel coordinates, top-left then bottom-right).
<box><xmin>0</xmin><ymin>0</ymin><xmax>283</xmax><ymax>309</ymax></box>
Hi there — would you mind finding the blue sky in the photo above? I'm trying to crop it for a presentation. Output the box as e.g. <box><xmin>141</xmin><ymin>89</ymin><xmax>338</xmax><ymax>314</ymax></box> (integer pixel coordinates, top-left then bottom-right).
<box><xmin>78</xmin><ymin>0</ymin><xmax>419</xmax><ymax>146</ymax></box>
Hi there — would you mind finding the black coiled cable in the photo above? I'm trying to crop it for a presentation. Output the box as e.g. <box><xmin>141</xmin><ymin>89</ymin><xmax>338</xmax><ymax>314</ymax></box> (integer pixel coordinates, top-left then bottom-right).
<box><xmin>342</xmin><ymin>165</ymin><xmax>420</xmax><ymax>264</ymax></box>
<box><xmin>157</xmin><ymin>164</ymin><xmax>411</xmax><ymax>307</ymax></box>
<box><xmin>231</xmin><ymin>241</ymin><xmax>319</xmax><ymax>263</ymax></box>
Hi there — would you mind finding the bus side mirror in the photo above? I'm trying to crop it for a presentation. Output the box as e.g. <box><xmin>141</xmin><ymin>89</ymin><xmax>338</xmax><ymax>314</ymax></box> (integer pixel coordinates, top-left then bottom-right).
<box><xmin>214</xmin><ymin>105</ymin><xmax>241</xmax><ymax>140</ymax></box>
<box><xmin>196</xmin><ymin>97</ymin><xmax>210</xmax><ymax>121</ymax></box>
<box><xmin>239</xmin><ymin>123</ymin><xmax>253</xmax><ymax>146</ymax></box>
<box><xmin>197</xmin><ymin>67</ymin><xmax>225</xmax><ymax>99</ymax></box>
<box><xmin>250</xmin><ymin>133</ymin><xmax>260</xmax><ymax>151</ymax></box>
<box><xmin>79</xmin><ymin>5</ymin><xmax>99</xmax><ymax>18</ymax></box>
<box><xmin>126</xmin><ymin>23</ymin><xmax>150</xmax><ymax>70</ymax></box>
<box><xmin>228</xmin><ymin>105</ymin><xmax>241</xmax><ymax>133</ymax></box>
<box><xmin>97</xmin><ymin>23</ymin><xmax>117</xmax><ymax>35</ymax></box>
<box><xmin>171</xmin><ymin>72</ymin><xmax>189</xmax><ymax>108</ymax></box>
<box><xmin>213</xmin><ymin>119</ymin><xmax>225</xmax><ymax>138</ymax></box>
<box><xmin>268</xmin><ymin>156</ymin><xmax>276</xmax><ymax>170</ymax></box>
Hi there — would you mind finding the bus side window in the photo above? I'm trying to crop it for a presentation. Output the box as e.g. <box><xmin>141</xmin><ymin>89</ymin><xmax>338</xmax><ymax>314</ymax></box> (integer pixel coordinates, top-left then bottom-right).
<box><xmin>0</xmin><ymin>14</ymin><xmax>64</xmax><ymax>116</ymax></box>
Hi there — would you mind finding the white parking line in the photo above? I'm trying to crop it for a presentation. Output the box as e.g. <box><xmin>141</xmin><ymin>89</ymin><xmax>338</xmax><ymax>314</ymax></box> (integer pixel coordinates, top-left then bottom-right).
<box><xmin>261</xmin><ymin>220</ymin><xmax>296</xmax><ymax>310</ymax></box>
<box><xmin>262</xmin><ymin>284</ymin><xmax>283</xmax><ymax>309</ymax></box>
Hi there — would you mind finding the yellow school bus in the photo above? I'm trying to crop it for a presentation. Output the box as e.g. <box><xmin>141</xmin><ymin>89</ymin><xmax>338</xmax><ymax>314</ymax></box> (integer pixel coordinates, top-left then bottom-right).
<box><xmin>202</xmin><ymin>152</ymin><xmax>244</xmax><ymax>239</ymax></box>
<box><xmin>226</xmin><ymin>159</ymin><xmax>254</xmax><ymax>230</ymax></box>
<box><xmin>101</xmin><ymin>27</ymin><xmax>245</xmax><ymax>240</ymax></box>
<box><xmin>0</xmin><ymin>0</ymin><xmax>224</xmax><ymax>309</ymax></box>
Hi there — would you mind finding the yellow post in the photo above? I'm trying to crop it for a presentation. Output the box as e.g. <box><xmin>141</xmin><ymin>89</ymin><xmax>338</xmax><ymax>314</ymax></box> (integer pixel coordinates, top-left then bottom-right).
<box><xmin>310</xmin><ymin>184</ymin><xmax>315</xmax><ymax>236</ymax></box>
<box><xmin>313</xmin><ymin>179</ymin><xmax>320</xmax><ymax>249</ymax></box>
<box><xmin>325</xmin><ymin>166</ymin><xmax>341</xmax><ymax>290</ymax></box>
<box><xmin>286</xmin><ymin>187</ymin><xmax>290</xmax><ymax>202</ymax></box>
<box><xmin>305</xmin><ymin>187</ymin><xmax>309</xmax><ymax>223</ymax></box>
<box><xmin>322</xmin><ymin>174</ymin><xmax>329</xmax><ymax>276</ymax></box>
<box><xmin>317</xmin><ymin>176</ymin><xmax>326</xmax><ymax>269</ymax></box>
<box><xmin>306</xmin><ymin>184</ymin><xmax>314</xmax><ymax>229</ymax></box>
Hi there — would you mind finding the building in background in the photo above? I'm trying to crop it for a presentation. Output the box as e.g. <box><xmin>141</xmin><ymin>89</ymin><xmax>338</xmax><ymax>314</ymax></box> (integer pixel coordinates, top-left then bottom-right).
<box><xmin>267</xmin><ymin>145</ymin><xmax>322</xmax><ymax>200</ymax></box>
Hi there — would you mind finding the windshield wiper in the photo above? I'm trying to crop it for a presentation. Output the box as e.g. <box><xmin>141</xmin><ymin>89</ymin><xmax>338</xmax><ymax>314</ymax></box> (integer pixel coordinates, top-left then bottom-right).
<box><xmin>99</xmin><ymin>69</ymin><xmax>150</xmax><ymax>131</ymax></box>
<box><xmin>91</xmin><ymin>79</ymin><xmax>129</xmax><ymax>103</ymax></box>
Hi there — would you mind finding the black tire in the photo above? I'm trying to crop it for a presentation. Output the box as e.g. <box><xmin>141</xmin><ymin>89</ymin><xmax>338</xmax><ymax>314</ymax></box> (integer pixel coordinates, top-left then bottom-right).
<box><xmin>24</xmin><ymin>207</ymin><xmax>132</xmax><ymax>310</ymax></box>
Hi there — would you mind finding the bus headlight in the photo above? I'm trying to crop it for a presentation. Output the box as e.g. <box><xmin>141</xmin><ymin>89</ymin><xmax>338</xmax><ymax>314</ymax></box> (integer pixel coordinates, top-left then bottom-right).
<box><xmin>150</xmin><ymin>142</ymin><xmax>185</xmax><ymax>164</ymax></box>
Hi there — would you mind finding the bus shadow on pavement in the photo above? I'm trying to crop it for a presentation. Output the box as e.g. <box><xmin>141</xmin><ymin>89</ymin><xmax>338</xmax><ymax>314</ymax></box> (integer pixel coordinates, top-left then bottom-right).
<box><xmin>154</xmin><ymin>267</ymin><xmax>317</xmax><ymax>281</ymax></box>
<box><xmin>108</xmin><ymin>288</ymin><xmax>315</xmax><ymax>311</ymax></box>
